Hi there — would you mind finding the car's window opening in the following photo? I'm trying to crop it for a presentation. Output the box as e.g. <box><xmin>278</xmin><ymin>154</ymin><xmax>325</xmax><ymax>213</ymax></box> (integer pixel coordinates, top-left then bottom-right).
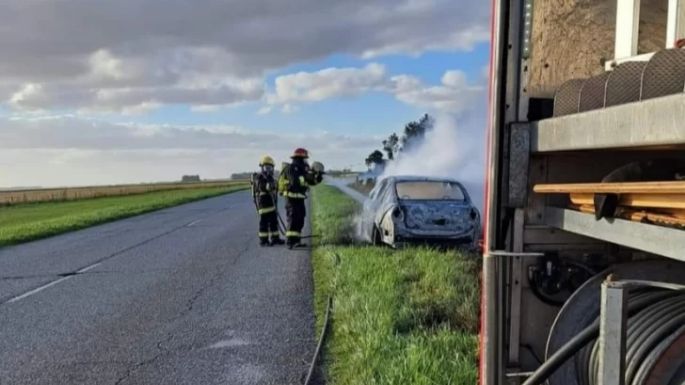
<box><xmin>395</xmin><ymin>181</ymin><xmax>466</xmax><ymax>201</ymax></box>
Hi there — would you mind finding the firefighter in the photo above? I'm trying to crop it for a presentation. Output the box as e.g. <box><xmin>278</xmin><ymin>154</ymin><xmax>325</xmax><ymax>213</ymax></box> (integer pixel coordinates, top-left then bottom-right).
<box><xmin>252</xmin><ymin>155</ymin><xmax>285</xmax><ymax>246</ymax></box>
<box><xmin>283</xmin><ymin>148</ymin><xmax>323</xmax><ymax>248</ymax></box>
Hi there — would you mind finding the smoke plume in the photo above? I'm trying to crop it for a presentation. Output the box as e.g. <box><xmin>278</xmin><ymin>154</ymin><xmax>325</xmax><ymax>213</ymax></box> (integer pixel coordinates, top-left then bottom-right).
<box><xmin>380</xmin><ymin>114</ymin><xmax>485</xmax><ymax>211</ymax></box>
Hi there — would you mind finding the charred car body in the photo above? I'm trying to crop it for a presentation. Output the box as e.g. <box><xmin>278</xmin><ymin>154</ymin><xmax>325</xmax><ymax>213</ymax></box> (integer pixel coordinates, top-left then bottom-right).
<box><xmin>360</xmin><ymin>176</ymin><xmax>480</xmax><ymax>248</ymax></box>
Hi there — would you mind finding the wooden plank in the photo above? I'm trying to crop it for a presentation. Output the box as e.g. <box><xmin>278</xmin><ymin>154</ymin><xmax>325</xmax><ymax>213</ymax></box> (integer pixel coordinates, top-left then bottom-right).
<box><xmin>569</xmin><ymin>192</ymin><xmax>685</xmax><ymax>209</ymax></box>
<box><xmin>535</xmin><ymin>181</ymin><xmax>685</xmax><ymax>194</ymax></box>
<box><xmin>643</xmin><ymin>212</ymin><xmax>685</xmax><ymax>226</ymax></box>
<box><xmin>665</xmin><ymin>209</ymin><xmax>685</xmax><ymax>218</ymax></box>
<box><xmin>573</xmin><ymin>193</ymin><xmax>685</xmax><ymax>209</ymax></box>
<box><xmin>572</xmin><ymin>204</ymin><xmax>685</xmax><ymax>226</ymax></box>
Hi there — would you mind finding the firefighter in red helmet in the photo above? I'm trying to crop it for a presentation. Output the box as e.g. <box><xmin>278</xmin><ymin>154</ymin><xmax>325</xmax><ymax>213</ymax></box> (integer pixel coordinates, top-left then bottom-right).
<box><xmin>281</xmin><ymin>148</ymin><xmax>324</xmax><ymax>248</ymax></box>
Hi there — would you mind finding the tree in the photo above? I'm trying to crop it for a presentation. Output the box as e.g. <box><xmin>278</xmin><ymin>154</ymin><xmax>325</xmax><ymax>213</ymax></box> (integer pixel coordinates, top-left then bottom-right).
<box><xmin>382</xmin><ymin>133</ymin><xmax>400</xmax><ymax>160</ymax></box>
<box><xmin>364</xmin><ymin>113</ymin><xmax>434</xmax><ymax>168</ymax></box>
<box><xmin>365</xmin><ymin>150</ymin><xmax>385</xmax><ymax>167</ymax></box>
<box><xmin>400</xmin><ymin>113</ymin><xmax>433</xmax><ymax>152</ymax></box>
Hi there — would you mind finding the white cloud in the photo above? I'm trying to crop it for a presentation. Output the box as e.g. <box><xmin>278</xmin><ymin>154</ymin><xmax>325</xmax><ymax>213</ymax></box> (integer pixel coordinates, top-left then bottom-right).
<box><xmin>0</xmin><ymin>116</ymin><xmax>380</xmax><ymax>187</ymax></box>
<box><xmin>0</xmin><ymin>1</ymin><xmax>491</xmax><ymax>187</ymax></box>
<box><xmin>0</xmin><ymin>0</ymin><xmax>488</xmax><ymax>112</ymax></box>
<box><xmin>257</xmin><ymin>106</ymin><xmax>273</xmax><ymax>115</ymax></box>
<box><xmin>281</xmin><ymin>104</ymin><xmax>299</xmax><ymax>114</ymax></box>
<box><xmin>88</xmin><ymin>49</ymin><xmax>126</xmax><ymax>81</ymax></box>
<box><xmin>10</xmin><ymin>83</ymin><xmax>46</xmax><ymax>108</ymax></box>
<box><xmin>391</xmin><ymin>69</ymin><xmax>485</xmax><ymax>114</ymax></box>
<box><xmin>9</xmin><ymin>74</ymin><xmax>264</xmax><ymax>113</ymax></box>
<box><xmin>268</xmin><ymin>63</ymin><xmax>387</xmax><ymax>105</ymax></box>
<box><xmin>266</xmin><ymin>66</ymin><xmax>485</xmax><ymax>115</ymax></box>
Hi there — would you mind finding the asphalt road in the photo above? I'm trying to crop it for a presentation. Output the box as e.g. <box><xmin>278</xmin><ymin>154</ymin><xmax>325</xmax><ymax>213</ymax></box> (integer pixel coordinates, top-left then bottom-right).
<box><xmin>0</xmin><ymin>191</ymin><xmax>315</xmax><ymax>385</ymax></box>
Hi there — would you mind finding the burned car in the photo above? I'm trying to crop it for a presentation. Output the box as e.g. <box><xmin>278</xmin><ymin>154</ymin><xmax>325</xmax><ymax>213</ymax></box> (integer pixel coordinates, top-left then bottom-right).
<box><xmin>360</xmin><ymin>176</ymin><xmax>480</xmax><ymax>248</ymax></box>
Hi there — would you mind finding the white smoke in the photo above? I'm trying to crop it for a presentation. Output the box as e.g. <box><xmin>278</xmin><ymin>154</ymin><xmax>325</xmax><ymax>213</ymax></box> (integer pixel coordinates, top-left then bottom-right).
<box><xmin>380</xmin><ymin>114</ymin><xmax>485</xmax><ymax>211</ymax></box>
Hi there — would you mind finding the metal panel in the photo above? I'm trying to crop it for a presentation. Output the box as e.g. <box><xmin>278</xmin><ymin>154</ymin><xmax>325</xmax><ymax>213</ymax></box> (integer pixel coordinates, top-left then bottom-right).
<box><xmin>544</xmin><ymin>208</ymin><xmax>685</xmax><ymax>262</ymax></box>
<box><xmin>599</xmin><ymin>281</ymin><xmax>628</xmax><ymax>385</ymax></box>
<box><xmin>605</xmin><ymin>61</ymin><xmax>647</xmax><ymax>107</ymax></box>
<box><xmin>525</xmin><ymin>157</ymin><xmax>548</xmax><ymax>225</ymax></box>
<box><xmin>579</xmin><ymin>72</ymin><xmax>610</xmax><ymax>112</ymax></box>
<box><xmin>484</xmin><ymin>0</ymin><xmax>506</xmax><ymax>253</ymax></box>
<box><xmin>615</xmin><ymin>0</ymin><xmax>641</xmax><ymax>59</ymax></box>
<box><xmin>508</xmin><ymin>123</ymin><xmax>530</xmax><ymax>208</ymax></box>
<box><xmin>531</xmin><ymin>93</ymin><xmax>685</xmax><ymax>152</ymax></box>
<box><xmin>523</xmin><ymin>225</ymin><xmax>604</xmax><ymax>245</ymax></box>
<box><xmin>640</xmin><ymin>48</ymin><xmax>685</xmax><ymax>100</ymax></box>
<box><xmin>482</xmin><ymin>254</ymin><xmax>501</xmax><ymax>385</ymax></box>
<box><xmin>508</xmin><ymin>210</ymin><xmax>526</xmax><ymax>365</ymax></box>
<box><xmin>500</xmin><ymin>0</ymin><xmax>525</xmax><ymax>235</ymax></box>
<box><xmin>482</xmin><ymin>0</ymin><xmax>507</xmax><ymax>379</ymax></box>
<box><xmin>553</xmin><ymin>79</ymin><xmax>585</xmax><ymax>116</ymax></box>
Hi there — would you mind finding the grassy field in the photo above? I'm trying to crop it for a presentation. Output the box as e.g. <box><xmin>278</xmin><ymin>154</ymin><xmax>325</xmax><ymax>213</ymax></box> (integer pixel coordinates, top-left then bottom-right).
<box><xmin>0</xmin><ymin>180</ymin><xmax>246</xmax><ymax>205</ymax></box>
<box><xmin>0</xmin><ymin>185</ymin><xmax>247</xmax><ymax>246</ymax></box>
<box><xmin>311</xmin><ymin>184</ymin><xmax>479</xmax><ymax>385</ymax></box>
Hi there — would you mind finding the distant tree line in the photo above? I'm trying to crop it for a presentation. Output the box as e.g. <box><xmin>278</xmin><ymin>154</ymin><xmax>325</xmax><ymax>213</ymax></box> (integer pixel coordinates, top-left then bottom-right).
<box><xmin>181</xmin><ymin>175</ymin><xmax>201</xmax><ymax>182</ymax></box>
<box><xmin>365</xmin><ymin>113</ymin><xmax>434</xmax><ymax>167</ymax></box>
<box><xmin>231</xmin><ymin>171</ymin><xmax>282</xmax><ymax>180</ymax></box>
<box><xmin>231</xmin><ymin>172</ymin><xmax>254</xmax><ymax>180</ymax></box>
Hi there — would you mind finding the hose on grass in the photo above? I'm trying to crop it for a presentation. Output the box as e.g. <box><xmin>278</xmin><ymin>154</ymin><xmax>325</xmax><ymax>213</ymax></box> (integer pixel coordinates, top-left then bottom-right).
<box><xmin>304</xmin><ymin>251</ymin><xmax>341</xmax><ymax>385</ymax></box>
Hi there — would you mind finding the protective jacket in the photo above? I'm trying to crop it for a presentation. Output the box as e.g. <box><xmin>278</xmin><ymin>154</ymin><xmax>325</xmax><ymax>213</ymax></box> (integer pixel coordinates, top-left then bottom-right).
<box><xmin>284</xmin><ymin>159</ymin><xmax>323</xmax><ymax>199</ymax></box>
<box><xmin>253</xmin><ymin>173</ymin><xmax>277</xmax><ymax>214</ymax></box>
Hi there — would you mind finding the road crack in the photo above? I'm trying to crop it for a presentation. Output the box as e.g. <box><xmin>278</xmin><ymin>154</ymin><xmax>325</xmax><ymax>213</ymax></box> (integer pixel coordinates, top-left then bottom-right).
<box><xmin>169</xmin><ymin>242</ymin><xmax>251</xmax><ymax>323</ymax></box>
<box><xmin>112</xmin><ymin>239</ymin><xmax>250</xmax><ymax>385</ymax></box>
<box><xmin>113</xmin><ymin>333</ymin><xmax>174</xmax><ymax>385</ymax></box>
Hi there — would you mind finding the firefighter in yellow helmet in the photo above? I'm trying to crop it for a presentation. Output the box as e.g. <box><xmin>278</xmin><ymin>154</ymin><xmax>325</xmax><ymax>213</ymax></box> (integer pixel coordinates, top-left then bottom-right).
<box><xmin>282</xmin><ymin>148</ymin><xmax>324</xmax><ymax>248</ymax></box>
<box><xmin>251</xmin><ymin>155</ymin><xmax>285</xmax><ymax>246</ymax></box>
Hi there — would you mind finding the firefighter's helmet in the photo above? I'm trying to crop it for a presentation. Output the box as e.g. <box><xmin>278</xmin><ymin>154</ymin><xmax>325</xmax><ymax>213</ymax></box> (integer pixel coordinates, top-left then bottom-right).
<box><xmin>260</xmin><ymin>155</ymin><xmax>275</xmax><ymax>166</ymax></box>
<box><xmin>291</xmin><ymin>148</ymin><xmax>309</xmax><ymax>159</ymax></box>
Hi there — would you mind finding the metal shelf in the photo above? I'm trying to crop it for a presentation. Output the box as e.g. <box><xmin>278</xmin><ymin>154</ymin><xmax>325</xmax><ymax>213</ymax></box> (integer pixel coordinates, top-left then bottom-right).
<box><xmin>544</xmin><ymin>208</ymin><xmax>685</xmax><ymax>262</ymax></box>
<box><xmin>531</xmin><ymin>93</ymin><xmax>685</xmax><ymax>153</ymax></box>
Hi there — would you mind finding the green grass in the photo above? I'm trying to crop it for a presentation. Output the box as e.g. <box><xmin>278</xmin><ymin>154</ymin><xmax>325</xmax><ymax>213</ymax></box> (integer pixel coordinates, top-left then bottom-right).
<box><xmin>0</xmin><ymin>185</ymin><xmax>247</xmax><ymax>246</ymax></box>
<box><xmin>311</xmin><ymin>184</ymin><xmax>479</xmax><ymax>385</ymax></box>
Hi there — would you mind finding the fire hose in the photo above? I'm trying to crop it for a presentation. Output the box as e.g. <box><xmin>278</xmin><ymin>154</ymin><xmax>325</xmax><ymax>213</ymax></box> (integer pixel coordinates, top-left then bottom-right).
<box><xmin>523</xmin><ymin>289</ymin><xmax>685</xmax><ymax>385</ymax></box>
<box><xmin>304</xmin><ymin>251</ymin><xmax>340</xmax><ymax>385</ymax></box>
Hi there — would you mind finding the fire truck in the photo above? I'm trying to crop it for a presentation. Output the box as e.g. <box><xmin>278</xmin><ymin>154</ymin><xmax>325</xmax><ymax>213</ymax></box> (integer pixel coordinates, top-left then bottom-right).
<box><xmin>482</xmin><ymin>0</ymin><xmax>685</xmax><ymax>384</ymax></box>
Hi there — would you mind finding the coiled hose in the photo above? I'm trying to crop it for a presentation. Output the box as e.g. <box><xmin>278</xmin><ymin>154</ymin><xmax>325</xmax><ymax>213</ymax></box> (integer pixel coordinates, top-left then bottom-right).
<box><xmin>523</xmin><ymin>289</ymin><xmax>685</xmax><ymax>385</ymax></box>
<box><xmin>584</xmin><ymin>290</ymin><xmax>685</xmax><ymax>385</ymax></box>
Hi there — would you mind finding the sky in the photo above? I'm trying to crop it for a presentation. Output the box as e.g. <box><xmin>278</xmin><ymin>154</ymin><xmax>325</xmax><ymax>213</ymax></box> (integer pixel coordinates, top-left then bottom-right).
<box><xmin>0</xmin><ymin>0</ymin><xmax>491</xmax><ymax>188</ymax></box>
